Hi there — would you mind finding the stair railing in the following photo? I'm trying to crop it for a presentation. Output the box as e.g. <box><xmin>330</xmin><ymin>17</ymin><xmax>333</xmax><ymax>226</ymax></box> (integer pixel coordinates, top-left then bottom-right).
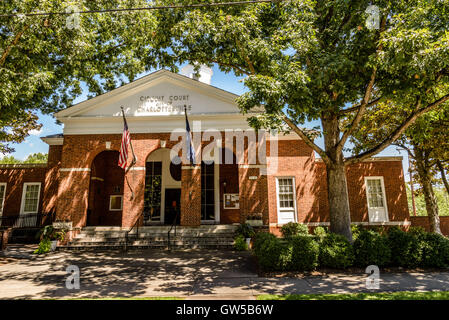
<box><xmin>124</xmin><ymin>211</ymin><xmax>144</xmax><ymax>251</ymax></box>
<box><xmin>167</xmin><ymin>208</ymin><xmax>180</xmax><ymax>251</ymax></box>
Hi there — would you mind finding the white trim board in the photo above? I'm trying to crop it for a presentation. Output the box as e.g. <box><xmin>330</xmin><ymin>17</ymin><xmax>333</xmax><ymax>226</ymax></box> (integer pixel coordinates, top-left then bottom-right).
<box><xmin>0</xmin><ymin>183</ymin><xmax>6</xmax><ymax>216</ymax></box>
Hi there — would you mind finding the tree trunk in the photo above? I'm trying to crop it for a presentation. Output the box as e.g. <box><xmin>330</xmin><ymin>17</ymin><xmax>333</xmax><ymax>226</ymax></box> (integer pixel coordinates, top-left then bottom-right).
<box><xmin>436</xmin><ymin>160</ymin><xmax>449</xmax><ymax>195</ymax></box>
<box><xmin>414</xmin><ymin>146</ymin><xmax>442</xmax><ymax>234</ymax></box>
<box><xmin>322</xmin><ymin>114</ymin><xmax>353</xmax><ymax>242</ymax></box>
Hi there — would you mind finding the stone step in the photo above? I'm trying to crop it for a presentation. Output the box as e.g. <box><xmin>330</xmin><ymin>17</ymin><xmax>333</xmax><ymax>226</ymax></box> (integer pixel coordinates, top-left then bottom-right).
<box><xmin>69</xmin><ymin>239</ymin><xmax>235</xmax><ymax>245</ymax></box>
<box><xmin>72</xmin><ymin>235</ymin><xmax>234</xmax><ymax>243</ymax></box>
<box><xmin>74</xmin><ymin>231</ymin><xmax>236</xmax><ymax>239</ymax></box>
<box><xmin>58</xmin><ymin>243</ymin><xmax>234</xmax><ymax>251</ymax></box>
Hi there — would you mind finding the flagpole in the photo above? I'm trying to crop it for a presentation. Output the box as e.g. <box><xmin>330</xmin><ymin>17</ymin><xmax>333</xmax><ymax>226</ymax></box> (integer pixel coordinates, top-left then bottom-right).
<box><xmin>120</xmin><ymin>106</ymin><xmax>136</xmax><ymax>200</ymax></box>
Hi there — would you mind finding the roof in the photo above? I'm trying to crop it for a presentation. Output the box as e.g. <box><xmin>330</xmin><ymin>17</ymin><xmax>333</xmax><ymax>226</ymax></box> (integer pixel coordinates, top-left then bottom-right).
<box><xmin>55</xmin><ymin>69</ymin><xmax>242</xmax><ymax>119</ymax></box>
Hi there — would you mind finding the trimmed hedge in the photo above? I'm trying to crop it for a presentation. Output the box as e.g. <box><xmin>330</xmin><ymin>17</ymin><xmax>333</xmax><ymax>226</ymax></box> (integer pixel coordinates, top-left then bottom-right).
<box><xmin>420</xmin><ymin>232</ymin><xmax>449</xmax><ymax>268</ymax></box>
<box><xmin>387</xmin><ymin>227</ymin><xmax>424</xmax><ymax>268</ymax></box>
<box><xmin>353</xmin><ymin>229</ymin><xmax>391</xmax><ymax>267</ymax></box>
<box><xmin>280</xmin><ymin>222</ymin><xmax>309</xmax><ymax>238</ymax></box>
<box><xmin>253</xmin><ymin>232</ymin><xmax>318</xmax><ymax>271</ymax></box>
<box><xmin>319</xmin><ymin>233</ymin><xmax>354</xmax><ymax>269</ymax></box>
<box><xmin>290</xmin><ymin>236</ymin><xmax>319</xmax><ymax>271</ymax></box>
<box><xmin>253</xmin><ymin>228</ymin><xmax>449</xmax><ymax>272</ymax></box>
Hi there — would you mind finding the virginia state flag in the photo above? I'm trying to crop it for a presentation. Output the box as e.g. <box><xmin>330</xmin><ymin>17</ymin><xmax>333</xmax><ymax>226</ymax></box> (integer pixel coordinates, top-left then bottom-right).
<box><xmin>184</xmin><ymin>105</ymin><xmax>195</xmax><ymax>165</ymax></box>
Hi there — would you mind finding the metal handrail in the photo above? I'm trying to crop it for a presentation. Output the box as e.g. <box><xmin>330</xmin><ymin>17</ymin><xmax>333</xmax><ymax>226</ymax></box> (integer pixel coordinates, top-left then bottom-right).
<box><xmin>167</xmin><ymin>209</ymin><xmax>180</xmax><ymax>251</ymax></box>
<box><xmin>0</xmin><ymin>212</ymin><xmax>54</xmax><ymax>229</ymax></box>
<box><xmin>124</xmin><ymin>211</ymin><xmax>144</xmax><ymax>251</ymax></box>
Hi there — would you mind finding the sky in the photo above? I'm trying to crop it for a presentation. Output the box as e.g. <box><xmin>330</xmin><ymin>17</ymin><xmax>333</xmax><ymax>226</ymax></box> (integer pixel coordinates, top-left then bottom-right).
<box><xmin>2</xmin><ymin>63</ymin><xmax>412</xmax><ymax>181</ymax></box>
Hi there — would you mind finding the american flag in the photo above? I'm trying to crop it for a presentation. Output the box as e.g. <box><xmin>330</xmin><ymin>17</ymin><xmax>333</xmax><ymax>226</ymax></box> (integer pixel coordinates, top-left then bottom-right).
<box><xmin>118</xmin><ymin>109</ymin><xmax>130</xmax><ymax>169</ymax></box>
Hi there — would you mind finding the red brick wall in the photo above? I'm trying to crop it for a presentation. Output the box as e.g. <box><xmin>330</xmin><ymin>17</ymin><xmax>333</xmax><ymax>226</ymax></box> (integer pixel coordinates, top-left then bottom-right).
<box><xmin>42</xmin><ymin>145</ymin><xmax>62</xmax><ymax>214</ymax></box>
<box><xmin>0</xmin><ymin>166</ymin><xmax>47</xmax><ymax>216</ymax></box>
<box><xmin>0</xmin><ymin>132</ymin><xmax>410</xmax><ymax>232</ymax></box>
<box><xmin>267</xmin><ymin>139</ymin><xmax>410</xmax><ymax>234</ymax></box>
<box><xmin>410</xmin><ymin>216</ymin><xmax>449</xmax><ymax>236</ymax></box>
<box><xmin>181</xmin><ymin>166</ymin><xmax>201</xmax><ymax>226</ymax></box>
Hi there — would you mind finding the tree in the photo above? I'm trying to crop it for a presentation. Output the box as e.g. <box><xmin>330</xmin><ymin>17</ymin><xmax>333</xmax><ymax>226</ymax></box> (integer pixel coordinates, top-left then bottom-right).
<box><xmin>23</xmin><ymin>152</ymin><xmax>48</xmax><ymax>163</ymax></box>
<box><xmin>0</xmin><ymin>0</ymin><xmax>159</xmax><ymax>154</ymax></box>
<box><xmin>351</xmin><ymin>91</ymin><xmax>449</xmax><ymax>234</ymax></box>
<box><xmin>150</xmin><ymin>0</ymin><xmax>449</xmax><ymax>240</ymax></box>
<box><xmin>0</xmin><ymin>152</ymin><xmax>48</xmax><ymax>164</ymax></box>
<box><xmin>0</xmin><ymin>155</ymin><xmax>22</xmax><ymax>164</ymax></box>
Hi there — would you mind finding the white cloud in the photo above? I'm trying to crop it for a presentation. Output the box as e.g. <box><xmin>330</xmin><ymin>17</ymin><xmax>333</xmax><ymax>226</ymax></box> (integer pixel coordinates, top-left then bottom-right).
<box><xmin>29</xmin><ymin>128</ymin><xmax>43</xmax><ymax>136</ymax></box>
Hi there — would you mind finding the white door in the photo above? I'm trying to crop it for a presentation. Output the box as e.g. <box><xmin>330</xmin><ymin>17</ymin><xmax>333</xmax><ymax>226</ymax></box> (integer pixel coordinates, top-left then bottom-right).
<box><xmin>276</xmin><ymin>177</ymin><xmax>297</xmax><ymax>224</ymax></box>
<box><xmin>365</xmin><ymin>177</ymin><xmax>389</xmax><ymax>222</ymax></box>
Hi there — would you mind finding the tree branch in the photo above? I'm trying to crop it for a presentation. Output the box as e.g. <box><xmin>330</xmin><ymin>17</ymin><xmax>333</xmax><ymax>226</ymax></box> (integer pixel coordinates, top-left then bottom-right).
<box><xmin>208</xmin><ymin>59</ymin><xmax>250</xmax><ymax>76</ymax></box>
<box><xmin>281</xmin><ymin>113</ymin><xmax>330</xmax><ymax>164</ymax></box>
<box><xmin>235</xmin><ymin>37</ymin><xmax>256</xmax><ymax>74</ymax></box>
<box><xmin>339</xmin><ymin>97</ymin><xmax>381</xmax><ymax>116</ymax></box>
<box><xmin>336</xmin><ymin>17</ymin><xmax>386</xmax><ymax>151</ymax></box>
<box><xmin>392</xmin><ymin>142</ymin><xmax>415</xmax><ymax>159</ymax></box>
<box><xmin>0</xmin><ymin>25</ymin><xmax>29</xmax><ymax>67</ymax></box>
<box><xmin>437</xmin><ymin>159</ymin><xmax>449</xmax><ymax>195</ymax></box>
<box><xmin>345</xmin><ymin>93</ymin><xmax>449</xmax><ymax>165</ymax></box>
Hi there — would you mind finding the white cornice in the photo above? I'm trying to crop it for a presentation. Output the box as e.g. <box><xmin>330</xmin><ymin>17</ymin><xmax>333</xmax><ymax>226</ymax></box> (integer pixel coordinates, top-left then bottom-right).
<box><xmin>41</xmin><ymin>137</ymin><xmax>64</xmax><ymax>146</ymax></box>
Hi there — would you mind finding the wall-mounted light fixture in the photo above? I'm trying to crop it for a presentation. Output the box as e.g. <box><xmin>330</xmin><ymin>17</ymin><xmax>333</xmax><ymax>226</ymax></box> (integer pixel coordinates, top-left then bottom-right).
<box><xmin>160</xmin><ymin>140</ymin><xmax>167</xmax><ymax>148</ymax></box>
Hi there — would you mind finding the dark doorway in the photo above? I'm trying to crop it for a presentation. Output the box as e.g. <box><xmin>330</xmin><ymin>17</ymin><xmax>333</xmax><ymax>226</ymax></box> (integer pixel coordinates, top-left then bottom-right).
<box><xmin>164</xmin><ymin>188</ymin><xmax>181</xmax><ymax>225</ymax></box>
<box><xmin>87</xmin><ymin>151</ymin><xmax>124</xmax><ymax>226</ymax></box>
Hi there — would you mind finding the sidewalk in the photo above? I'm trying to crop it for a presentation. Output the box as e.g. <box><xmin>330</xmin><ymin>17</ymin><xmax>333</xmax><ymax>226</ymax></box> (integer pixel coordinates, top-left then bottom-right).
<box><xmin>0</xmin><ymin>246</ymin><xmax>448</xmax><ymax>299</ymax></box>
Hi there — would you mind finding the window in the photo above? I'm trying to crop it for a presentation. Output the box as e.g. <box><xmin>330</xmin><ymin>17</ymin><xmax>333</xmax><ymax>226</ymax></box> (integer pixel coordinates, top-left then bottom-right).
<box><xmin>20</xmin><ymin>183</ymin><xmax>41</xmax><ymax>214</ymax></box>
<box><xmin>0</xmin><ymin>183</ymin><xmax>6</xmax><ymax>215</ymax></box>
<box><xmin>201</xmin><ymin>161</ymin><xmax>215</xmax><ymax>221</ymax></box>
<box><xmin>109</xmin><ymin>195</ymin><xmax>123</xmax><ymax>211</ymax></box>
<box><xmin>364</xmin><ymin>177</ymin><xmax>389</xmax><ymax>222</ymax></box>
<box><xmin>276</xmin><ymin>177</ymin><xmax>297</xmax><ymax>224</ymax></box>
<box><xmin>144</xmin><ymin>161</ymin><xmax>162</xmax><ymax>221</ymax></box>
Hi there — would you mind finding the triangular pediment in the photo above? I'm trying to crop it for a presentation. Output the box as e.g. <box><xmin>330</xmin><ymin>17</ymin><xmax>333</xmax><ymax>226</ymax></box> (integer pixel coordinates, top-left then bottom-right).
<box><xmin>56</xmin><ymin>70</ymin><xmax>241</xmax><ymax>119</ymax></box>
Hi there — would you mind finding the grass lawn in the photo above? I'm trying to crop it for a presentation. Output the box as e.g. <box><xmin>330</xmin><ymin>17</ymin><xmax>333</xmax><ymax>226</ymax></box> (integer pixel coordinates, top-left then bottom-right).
<box><xmin>258</xmin><ymin>291</ymin><xmax>449</xmax><ymax>300</ymax></box>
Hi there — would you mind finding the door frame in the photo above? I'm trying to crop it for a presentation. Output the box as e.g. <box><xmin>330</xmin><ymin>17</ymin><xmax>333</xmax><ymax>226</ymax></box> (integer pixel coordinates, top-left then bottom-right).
<box><xmin>364</xmin><ymin>176</ymin><xmax>389</xmax><ymax>222</ymax></box>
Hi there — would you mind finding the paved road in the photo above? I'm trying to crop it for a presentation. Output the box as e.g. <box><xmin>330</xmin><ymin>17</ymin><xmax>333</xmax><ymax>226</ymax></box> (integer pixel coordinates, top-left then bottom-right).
<box><xmin>0</xmin><ymin>245</ymin><xmax>448</xmax><ymax>299</ymax></box>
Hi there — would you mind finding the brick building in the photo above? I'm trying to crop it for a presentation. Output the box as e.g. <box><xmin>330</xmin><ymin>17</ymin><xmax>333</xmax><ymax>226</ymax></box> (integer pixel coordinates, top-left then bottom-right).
<box><xmin>0</xmin><ymin>67</ymin><xmax>411</xmax><ymax>238</ymax></box>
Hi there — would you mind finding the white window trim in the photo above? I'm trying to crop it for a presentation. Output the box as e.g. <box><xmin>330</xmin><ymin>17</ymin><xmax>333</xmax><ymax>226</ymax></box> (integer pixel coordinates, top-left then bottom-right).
<box><xmin>20</xmin><ymin>182</ymin><xmax>41</xmax><ymax>215</ymax></box>
<box><xmin>0</xmin><ymin>183</ymin><xmax>6</xmax><ymax>216</ymax></box>
<box><xmin>109</xmin><ymin>195</ymin><xmax>123</xmax><ymax>211</ymax></box>
<box><xmin>275</xmin><ymin>176</ymin><xmax>297</xmax><ymax>224</ymax></box>
<box><xmin>364</xmin><ymin>176</ymin><xmax>389</xmax><ymax>222</ymax></box>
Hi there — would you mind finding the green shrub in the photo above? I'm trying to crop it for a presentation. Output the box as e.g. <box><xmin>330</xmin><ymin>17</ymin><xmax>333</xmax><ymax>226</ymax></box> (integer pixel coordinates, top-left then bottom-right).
<box><xmin>420</xmin><ymin>233</ymin><xmax>449</xmax><ymax>268</ymax></box>
<box><xmin>289</xmin><ymin>236</ymin><xmax>319</xmax><ymax>271</ymax></box>
<box><xmin>351</xmin><ymin>224</ymin><xmax>363</xmax><ymax>240</ymax></box>
<box><xmin>353</xmin><ymin>229</ymin><xmax>391</xmax><ymax>267</ymax></box>
<box><xmin>313</xmin><ymin>226</ymin><xmax>328</xmax><ymax>238</ymax></box>
<box><xmin>234</xmin><ymin>235</ymin><xmax>248</xmax><ymax>251</ymax></box>
<box><xmin>387</xmin><ymin>227</ymin><xmax>423</xmax><ymax>268</ymax></box>
<box><xmin>255</xmin><ymin>235</ymin><xmax>287</xmax><ymax>271</ymax></box>
<box><xmin>252</xmin><ymin>232</ymin><xmax>318</xmax><ymax>271</ymax></box>
<box><xmin>235</xmin><ymin>223</ymin><xmax>255</xmax><ymax>238</ymax></box>
<box><xmin>253</xmin><ymin>232</ymin><xmax>277</xmax><ymax>255</ymax></box>
<box><xmin>319</xmin><ymin>233</ymin><xmax>354</xmax><ymax>269</ymax></box>
<box><xmin>281</xmin><ymin>222</ymin><xmax>309</xmax><ymax>238</ymax></box>
<box><xmin>33</xmin><ymin>239</ymin><xmax>51</xmax><ymax>254</ymax></box>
